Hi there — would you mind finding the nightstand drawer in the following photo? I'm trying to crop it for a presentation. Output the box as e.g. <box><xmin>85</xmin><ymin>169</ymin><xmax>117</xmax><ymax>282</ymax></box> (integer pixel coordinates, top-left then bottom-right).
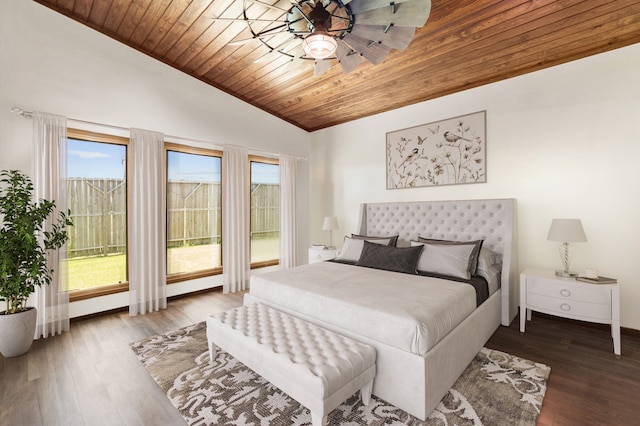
<box><xmin>526</xmin><ymin>293</ymin><xmax>612</xmax><ymax>320</ymax></box>
<box><xmin>527</xmin><ymin>280</ymin><xmax>611</xmax><ymax>304</ymax></box>
<box><xmin>308</xmin><ymin>248</ymin><xmax>337</xmax><ymax>264</ymax></box>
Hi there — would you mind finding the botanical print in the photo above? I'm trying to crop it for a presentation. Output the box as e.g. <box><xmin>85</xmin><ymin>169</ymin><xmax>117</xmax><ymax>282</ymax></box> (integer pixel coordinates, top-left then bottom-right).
<box><xmin>386</xmin><ymin>111</ymin><xmax>486</xmax><ymax>189</ymax></box>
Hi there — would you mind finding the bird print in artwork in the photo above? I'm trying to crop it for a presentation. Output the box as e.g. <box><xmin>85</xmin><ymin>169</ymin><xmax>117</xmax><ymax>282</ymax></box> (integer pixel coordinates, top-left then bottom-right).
<box><xmin>417</xmin><ymin>135</ymin><xmax>426</xmax><ymax>145</ymax></box>
<box><xmin>401</xmin><ymin>148</ymin><xmax>419</xmax><ymax>165</ymax></box>
<box><xmin>443</xmin><ymin>131</ymin><xmax>471</xmax><ymax>143</ymax></box>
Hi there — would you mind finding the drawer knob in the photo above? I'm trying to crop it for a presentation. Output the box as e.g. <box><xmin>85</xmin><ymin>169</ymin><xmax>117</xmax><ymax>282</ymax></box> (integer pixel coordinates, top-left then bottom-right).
<box><xmin>316</xmin><ymin>254</ymin><xmax>322</xmax><ymax>259</ymax></box>
<box><xmin>560</xmin><ymin>289</ymin><xmax>571</xmax><ymax>297</ymax></box>
<box><xmin>560</xmin><ymin>303</ymin><xmax>571</xmax><ymax>311</ymax></box>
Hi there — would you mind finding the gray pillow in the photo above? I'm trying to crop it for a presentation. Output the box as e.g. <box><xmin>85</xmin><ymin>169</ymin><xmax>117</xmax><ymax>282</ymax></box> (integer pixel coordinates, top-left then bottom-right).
<box><xmin>356</xmin><ymin>240</ymin><xmax>423</xmax><ymax>274</ymax></box>
<box><xmin>414</xmin><ymin>238</ymin><xmax>484</xmax><ymax>279</ymax></box>
<box><xmin>351</xmin><ymin>233</ymin><xmax>399</xmax><ymax>247</ymax></box>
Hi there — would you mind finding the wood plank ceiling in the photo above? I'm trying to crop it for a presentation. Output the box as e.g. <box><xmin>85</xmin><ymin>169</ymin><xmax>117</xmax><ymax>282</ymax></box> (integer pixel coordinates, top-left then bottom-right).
<box><xmin>34</xmin><ymin>0</ymin><xmax>640</xmax><ymax>132</ymax></box>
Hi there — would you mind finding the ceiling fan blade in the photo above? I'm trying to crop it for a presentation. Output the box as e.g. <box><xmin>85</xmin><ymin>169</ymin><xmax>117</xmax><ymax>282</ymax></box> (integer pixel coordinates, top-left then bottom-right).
<box><xmin>349</xmin><ymin>24</ymin><xmax>415</xmax><ymax>51</ymax></box>
<box><xmin>336</xmin><ymin>39</ymin><xmax>363</xmax><ymax>73</ymax></box>
<box><xmin>314</xmin><ymin>59</ymin><xmax>334</xmax><ymax>76</ymax></box>
<box><xmin>353</xmin><ymin>0</ymin><xmax>431</xmax><ymax>27</ymax></box>
<box><xmin>348</xmin><ymin>0</ymin><xmax>414</xmax><ymax>15</ymax></box>
<box><xmin>342</xmin><ymin>33</ymin><xmax>390</xmax><ymax>65</ymax></box>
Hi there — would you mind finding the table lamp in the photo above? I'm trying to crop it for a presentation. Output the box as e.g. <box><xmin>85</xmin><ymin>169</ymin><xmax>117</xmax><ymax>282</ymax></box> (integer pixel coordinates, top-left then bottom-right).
<box><xmin>547</xmin><ymin>218</ymin><xmax>587</xmax><ymax>277</ymax></box>
<box><xmin>322</xmin><ymin>216</ymin><xmax>339</xmax><ymax>249</ymax></box>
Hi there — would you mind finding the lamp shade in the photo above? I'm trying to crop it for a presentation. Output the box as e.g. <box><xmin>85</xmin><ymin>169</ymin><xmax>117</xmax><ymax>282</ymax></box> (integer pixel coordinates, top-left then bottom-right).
<box><xmin>302</xmin><ymin>31</ymin><xmax>337</xmax><ymax>59</ymax></box>
<box><xmin>322</xmin><ymin>216</ymin><xmax>339</xmax><ymax>231</ymax></box>
<box><xmin>547</xmin><ymin>218</ymin><xmax>587</xmax><ymax>242</ymax></box>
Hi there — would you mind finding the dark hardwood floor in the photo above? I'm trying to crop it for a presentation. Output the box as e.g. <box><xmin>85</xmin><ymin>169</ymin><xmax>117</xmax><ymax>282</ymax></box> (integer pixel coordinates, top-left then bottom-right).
<box><xmin>1</xmin><ymin>289</ymin><xmax>639</xmax><ymax>425</ymax></box>
<box><xmin>489</xmin><ymin>314</ymin><xmax>640</xmax><ymax>426</ymax></box>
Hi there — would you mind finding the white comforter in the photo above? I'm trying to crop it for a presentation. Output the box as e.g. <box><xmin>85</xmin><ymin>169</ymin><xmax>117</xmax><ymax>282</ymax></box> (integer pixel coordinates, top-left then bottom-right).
<box><xmin>249</xmin><ymin>262</ymin><xmax>477</xmax><ymax>355</ymax></box>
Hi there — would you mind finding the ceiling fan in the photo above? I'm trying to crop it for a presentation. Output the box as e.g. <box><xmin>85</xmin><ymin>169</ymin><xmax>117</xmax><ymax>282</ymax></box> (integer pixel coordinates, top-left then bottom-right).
<box><xmin>212</xmin><ymin>0</ymin><xmax>432</xmax><ymax>76</ymax></box>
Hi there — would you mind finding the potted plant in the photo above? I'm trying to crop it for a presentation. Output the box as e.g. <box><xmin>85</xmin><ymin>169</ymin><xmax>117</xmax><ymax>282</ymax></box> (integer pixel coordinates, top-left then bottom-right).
<box><xmin>0</xmin><ymin>169</ymin><xmax>72</xmax><ymax>357</ymax></box>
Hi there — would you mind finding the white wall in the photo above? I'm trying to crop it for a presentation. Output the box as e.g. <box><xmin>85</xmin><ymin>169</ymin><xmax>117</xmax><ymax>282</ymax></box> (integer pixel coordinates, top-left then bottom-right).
<box><xmin>0</xmin><ymin>0</ymin><xmax>311</xmax><ymax>317</ymax></box>
<box><xmin>310</xmin><ymin>43</ymin><xmax>640</xmax><ymax>330</ymax></box>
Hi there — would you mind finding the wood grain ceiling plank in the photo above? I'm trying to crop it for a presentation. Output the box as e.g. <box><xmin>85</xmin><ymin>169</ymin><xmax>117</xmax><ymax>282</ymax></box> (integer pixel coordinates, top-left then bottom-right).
<box><xmin>172</xmin><ymin>0</ymin><xmax>241</xmax><ymax>68</ymax></box>
<box><xmin>186</xmin><ymin>28</ymin><xmax>256</xmax><ymax>75</ymax></box>
<box><xmin>216</xmin><ymin>0</ymin><xmax>506</xmax><ymax>99</ymax></box>
<box><xmin>56</xmin><ymin>0</ymin><xmax>76</xmax><ymax>12</ymax></box>
<box><xmin>208</xmin><ymin>40</ymin><xmax>308</xmax><ymax>91</ymax></box>
<box><xmin>213</xmin><ymin>55</ymin><xmax>298</xmax><ymax>95</ymax></box>
<box><xmin>86</xmin><ymin>0</ymin><xmax>114</xmax><ymax>27</ymax></box>
<box><xmin>224</xmin><ymin>55</ymin><xmax>313</xmax><ymax>97</ymax></box>
<box><xmin>101</xmin><ymin>0</ymin><xmax>130</xmax><ymax>33</ymax></box>
<box><xmin>264</xmin><ymin>0</ymin><xmax>623</xmax><ymax>117</ymax></box>
<box><xmin>117</xmin><ymin>0</ymin><xmax>154</xmax><ymax>40</ymax></box>
<box><xmin>185</xmin><ymin>2</ymin><xmax>285</xmax><ymax>75</ymax></box>
<box><xmin>248</xmin><ymin>0</ymin><xmax>523</xmax><ymax>108</ymax></box>
<box><xmin>152</xmin><ymin>1</ymin><xmax>212</xmax><ymax>58</ymax></box>
<box><xmin>284</xmin><ymin>6</ymin><xmax>640</xmax><ymax>129</ymax></box>
<box><xmin>294</xmin><ymin>11</ymin><xmax>640</xmax><ymax>130</ymax></box>
<box><xmin>140</xmin><ymin>0</ymin><xmax>195</xmax><ymax>52</ymax></box>
<box><xmin>128</xmin><ymin>0</ymin><xmax>173</xmax><ymax>45</ymax></box>
<box><xmin>226</xmin><ymin>58</ymin><xmax>315</xmax><ymax>98</ymax></box>
<box><xmin>254</xmin><ymin>0</ymin><xmax>572</xmax><ymax>110</ymax></box>
<box><xmin>73</xmin><ymin>0</ymin><xmax>94</xmax><ymax>20</ymax></box>
<box><xmin>163</xmin><ymin>0</ymin><xmax>245</xmax><ymax>64</ymax></box>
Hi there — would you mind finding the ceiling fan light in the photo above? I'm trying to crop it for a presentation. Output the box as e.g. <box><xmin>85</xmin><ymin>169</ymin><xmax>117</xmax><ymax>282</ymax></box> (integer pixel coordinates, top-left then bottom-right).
<box><xmin>302</xmin><ymin>32</ymin><xmax>337</xmax><ymax>59</ymax></box>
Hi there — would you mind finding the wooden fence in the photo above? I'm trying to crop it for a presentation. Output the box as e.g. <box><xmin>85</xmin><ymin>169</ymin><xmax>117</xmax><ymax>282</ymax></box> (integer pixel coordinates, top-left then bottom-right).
<box><xmin>67</xmin><ymin>178</ymin><xmax>279</xmax><ymax>258</ymax></box>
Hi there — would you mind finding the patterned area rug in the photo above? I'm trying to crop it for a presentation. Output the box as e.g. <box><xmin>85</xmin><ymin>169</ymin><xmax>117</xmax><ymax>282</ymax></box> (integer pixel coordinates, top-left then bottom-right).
<box><xmin>130</xmin><ymin>322</ymin><xmax>550</xmax><ymax>426</ymax></box>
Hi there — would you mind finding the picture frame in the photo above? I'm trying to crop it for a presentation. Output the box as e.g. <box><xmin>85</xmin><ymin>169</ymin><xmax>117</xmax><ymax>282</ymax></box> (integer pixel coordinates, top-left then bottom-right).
<box><xmin>386</xmin><ymin>110</ymin><xmax>487</xmax><ymax>189</ymax></box>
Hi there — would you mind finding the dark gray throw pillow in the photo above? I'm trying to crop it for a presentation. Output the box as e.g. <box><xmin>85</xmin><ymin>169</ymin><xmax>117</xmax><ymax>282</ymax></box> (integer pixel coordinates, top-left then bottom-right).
<box><xmin>351</xmin><ymin>233</ymin><xmax>399</xmax><ymax>247</ymax></box>
<box><xmin>356</xmin><ymin>240</ymin><xmax>423</xmax><ymax>274</ymax></box>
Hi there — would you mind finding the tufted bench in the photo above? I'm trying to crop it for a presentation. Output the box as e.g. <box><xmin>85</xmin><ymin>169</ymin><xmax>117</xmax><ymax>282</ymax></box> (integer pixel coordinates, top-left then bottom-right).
<box><xmin>206</xmin><ymin>303</ymin><xmax>376</xmax><ymax>426</ymax></box>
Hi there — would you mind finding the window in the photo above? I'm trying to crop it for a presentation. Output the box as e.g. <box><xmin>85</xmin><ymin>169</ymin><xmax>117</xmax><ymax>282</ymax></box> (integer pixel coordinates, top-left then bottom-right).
<box><xmin>66</xmin><ymin>129</ymin><xmax>128</xmax><ymax>300</ymax></box>
<box><xmin>166</xmin><ymin>144</ymin><xmax>222</xmax><ymax>282</ymax></box>
<box><xmin>250</xmin><ymin>157</ymin><xmax>280</xmax><ymax>267</ymax></box>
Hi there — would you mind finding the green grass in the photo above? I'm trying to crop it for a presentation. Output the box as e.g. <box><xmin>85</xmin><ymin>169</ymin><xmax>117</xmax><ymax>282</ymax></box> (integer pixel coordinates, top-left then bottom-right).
<box><xmin>67</xmin><ymin>238</ymin><xmax>279</xmax><ymax>291</ymax></box>
<box><xmin>66</xmin><ymin>254</ymin><xmax>126</xmax><ymax>291</ymax></box>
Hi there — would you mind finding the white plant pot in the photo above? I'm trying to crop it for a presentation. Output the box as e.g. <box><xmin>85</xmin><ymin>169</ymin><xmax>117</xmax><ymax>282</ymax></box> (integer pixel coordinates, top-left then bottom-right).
<box><xmin>0</xmin><ymin>307</ymin><xmax>37</xmax><ymax>357</ymax></box>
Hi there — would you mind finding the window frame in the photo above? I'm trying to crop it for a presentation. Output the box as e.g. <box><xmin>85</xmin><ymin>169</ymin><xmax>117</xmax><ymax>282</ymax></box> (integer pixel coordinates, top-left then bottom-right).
<box><xmin>67</xmin><ymin>129</ymin><xmax>130</xmax><ymax>302</ymax></box>
<box><xmin>249</xmin><ymin>155</ymin><xmax>280</xmax><ymax>269</ymax></box>
<box><xmin>165</xmin><ymin>142</ymin><xmax>224</xmax><ymax>284</ymax></box>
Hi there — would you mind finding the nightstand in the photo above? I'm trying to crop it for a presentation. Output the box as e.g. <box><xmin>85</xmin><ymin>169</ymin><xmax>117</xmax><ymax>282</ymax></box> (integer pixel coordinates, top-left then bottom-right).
<box><xmin>308</xmin><ymin>247</ymin><xmax>338</xmax><ymax>264</ymax></box>
<box><xmin>520</xmin><ymin>268</ymin><xmax>620</xmax><ymax>355</ymax></box>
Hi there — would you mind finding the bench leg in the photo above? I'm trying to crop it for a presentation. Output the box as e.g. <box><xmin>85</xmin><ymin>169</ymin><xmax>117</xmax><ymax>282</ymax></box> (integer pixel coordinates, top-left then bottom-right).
<box><xmin>310</xmin><ymin>412</ymin><xmax>326</xmax><ymax>426</ymax></box>
<box><xmin>208</xmin><ymin>340</ymin><xmax>218</xmax><ymax>364</ymax></box>
<box><xmin>361</xmin><ymin>380</ymin><xmax>374</xmax><ymax>406</ymax></box>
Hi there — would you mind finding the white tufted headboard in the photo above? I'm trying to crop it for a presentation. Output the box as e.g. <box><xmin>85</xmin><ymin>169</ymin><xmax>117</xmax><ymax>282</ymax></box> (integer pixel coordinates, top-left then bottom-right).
<box><xmin>356</xmin><ymin>199</ymin><xmax>518</xmax><ymax>326</ymax></box>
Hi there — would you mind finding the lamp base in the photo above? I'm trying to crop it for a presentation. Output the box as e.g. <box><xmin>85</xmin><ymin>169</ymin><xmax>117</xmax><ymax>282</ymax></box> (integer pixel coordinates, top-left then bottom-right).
<box><xmin>555</xmin><ymin>270</ymin><xmax>577</xmax><ymax>278</ymax></box>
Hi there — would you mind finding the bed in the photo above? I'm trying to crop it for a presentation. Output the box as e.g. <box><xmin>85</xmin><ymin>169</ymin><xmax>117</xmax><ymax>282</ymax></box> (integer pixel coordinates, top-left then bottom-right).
<box><xmin>244</xmin><ymin>198</ymin><xmax>518</xmax><ymax>420</ymax></box>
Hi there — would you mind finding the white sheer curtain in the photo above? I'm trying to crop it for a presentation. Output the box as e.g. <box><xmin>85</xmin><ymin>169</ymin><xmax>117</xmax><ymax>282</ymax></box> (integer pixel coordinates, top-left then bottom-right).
<box><xmin>222</xmin><ymin>145</ymin><xmax>250</xmax><ymax>293</ymax></box>
<box><xmin>129</xmin><ymin>128</ymin><xmax>166</xmax><ymax>315</ymax></box>
<box><xmin>279</xmin><ymin>154</ymin><xmax>297</xmax><ymax>269</ymax></box>
<box><xmin>31</xmin><ymin>111</ymin><xmax>69</xmax><ymax>338</ymax></box>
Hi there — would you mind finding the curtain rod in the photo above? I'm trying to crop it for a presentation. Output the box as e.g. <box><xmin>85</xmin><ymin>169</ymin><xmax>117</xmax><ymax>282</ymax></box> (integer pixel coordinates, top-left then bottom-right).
<box><xmin>10</xmin><ymin>107</ymin><xmax>307</xmax><ymax>161</ymax></box>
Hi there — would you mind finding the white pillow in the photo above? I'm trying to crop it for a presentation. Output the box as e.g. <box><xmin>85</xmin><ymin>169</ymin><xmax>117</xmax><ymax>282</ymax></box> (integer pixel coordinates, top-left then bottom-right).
<box><xmin>411</xmin><ymin>241</ymin><xmax>476</xmax><ymax>279</ymax></box>
<box><xmin>477</xmin><ymin>248</ymin><xmax>502</xmax><ymax>292</ymax></box>
<box><xmin>336</xmin><ymin>236</ymin><xmax>389</xmax><ymax>262</ymax></box>
<box><xmin>335</xmin><ymin>237</ymin><xmax>365</xmax><ymax>262</ymax></box>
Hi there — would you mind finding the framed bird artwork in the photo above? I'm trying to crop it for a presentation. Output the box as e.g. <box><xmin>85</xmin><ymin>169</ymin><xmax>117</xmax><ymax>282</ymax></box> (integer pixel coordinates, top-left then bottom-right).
<box><xmin>386</xmin><ymin>110</ymin><xmax>487</xmax><ymax>189</ymax></box>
